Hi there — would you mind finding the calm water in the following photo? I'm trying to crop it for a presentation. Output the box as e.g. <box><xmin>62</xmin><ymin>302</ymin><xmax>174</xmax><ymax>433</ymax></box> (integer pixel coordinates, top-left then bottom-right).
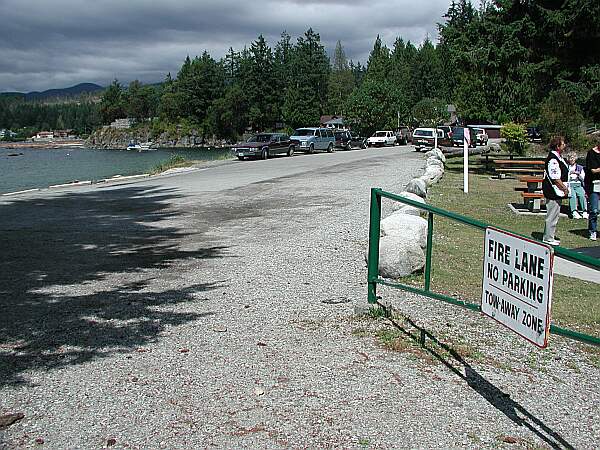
<box><xmin>0</xmin><ymin>146</ymin><xmax>232</xmax><ymax>194</ymax></box>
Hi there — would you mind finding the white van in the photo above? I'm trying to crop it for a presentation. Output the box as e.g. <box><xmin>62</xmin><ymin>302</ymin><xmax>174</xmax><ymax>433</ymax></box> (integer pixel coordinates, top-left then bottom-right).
<box><xmin>366</xmin><ymin>131</ymin><xmax>396</xmax><ymax>147</ymax></box>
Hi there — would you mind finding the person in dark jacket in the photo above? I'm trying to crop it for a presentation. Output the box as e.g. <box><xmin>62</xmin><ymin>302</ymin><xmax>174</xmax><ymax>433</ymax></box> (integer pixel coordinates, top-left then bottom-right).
<box><xmin>542</xmin><ymin>136</ymin><xmax>568</xmax><ymax>246</ymax></box>
<box><xmin>584</xmin><ymin>136</ymin><xmax>600</xmax><ymax>241</ymax></box>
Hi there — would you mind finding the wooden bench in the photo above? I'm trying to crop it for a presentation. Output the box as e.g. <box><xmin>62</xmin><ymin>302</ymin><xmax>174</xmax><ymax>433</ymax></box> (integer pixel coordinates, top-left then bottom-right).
<box><xmin>521</xmin><ymin>192</ymin><xmax>545</xmax><ymax>212</ymax></box>
<box><xmin>494</xmin><ymin>159</ymin><xmax>545</xmax><ymax>177</ymax></box>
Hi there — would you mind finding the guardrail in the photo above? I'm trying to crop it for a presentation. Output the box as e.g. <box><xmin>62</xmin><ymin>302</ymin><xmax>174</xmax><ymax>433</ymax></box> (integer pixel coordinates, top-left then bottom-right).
<box><xmin>367</xmin><ymin>188</ymin><xmax>600</xmax><ymax>347</ymax></box>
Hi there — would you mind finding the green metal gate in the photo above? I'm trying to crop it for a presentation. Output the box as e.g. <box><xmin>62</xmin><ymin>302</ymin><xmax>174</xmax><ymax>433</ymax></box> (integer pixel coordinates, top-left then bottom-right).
<box><xmin>366</xmin><ymin>188</ymin><xmax>600</xmax><ymax>347</ymax></box>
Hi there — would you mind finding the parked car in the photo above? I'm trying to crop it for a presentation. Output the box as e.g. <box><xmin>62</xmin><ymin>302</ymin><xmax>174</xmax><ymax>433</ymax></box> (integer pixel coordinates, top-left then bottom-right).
<box><xmin>451</xmin><ymin>127</ymin><xmax>477</xmax><ymax>148</ymax></box>
<box><xmin>438</xmin><ymin>126</ymin><xmax>454</xmax><ymax>140</ymax></box>
<box><xmin>367</xmin><ymin>130</ymin><xmax>396</xmax><ymax>147</ymax></box>
<box><xmin>290</xmin><ymin>127</ymin><xmax>336</xmax><ymax>153</ymax></box>
<box><xmin>334</xmin><ymin>130</ymin><xmax>352</xmax><ymax>150</ymax></box>
<box><xmin>527</xmin><ymin>127</ymin><xmax>542</xmax><ymax>142</ymax></box>
<box><xmin>412</xmin><ymin>127</ymin><xmax>451</xmax><ymax>151</ymax></box>
<box><xmin>395</xmin><ymin>126</ymin><xmax>412</xmax><ymax>145</ymax></box>
<box><xmin>334</xmin><ymin>130</ymin><xmax>367</xmax><ymax>150</ymax></box>
<box><xmin>232</xmin><ymin>133</ymin><xmax>295</xmax><ymax>160</ymax></box>
<box><xmin>349</xmin><ymin>131</ymin><xmax>367</xmax><ymax>149</ymax></box>
<box><xmin>473</xmin><ymin>127</ymin><xmax>489</xmax><ymax>146</ymax></box>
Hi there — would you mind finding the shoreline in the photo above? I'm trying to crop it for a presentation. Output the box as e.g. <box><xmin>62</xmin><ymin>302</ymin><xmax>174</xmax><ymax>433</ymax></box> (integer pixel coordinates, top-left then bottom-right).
<box><xmin>0</xmin><ymin>139</ymin><xmax>86</xmax><ymax>149</ymax></box>
<box><xmin>0</xmin><ymin>158</ymin><xmax>235</xmax><ymax>197</ymax></box>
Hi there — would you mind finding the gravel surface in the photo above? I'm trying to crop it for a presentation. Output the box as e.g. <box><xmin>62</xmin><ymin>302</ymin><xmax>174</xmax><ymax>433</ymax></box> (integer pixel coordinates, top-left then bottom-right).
<box><xmin>0</xmin><ymin>149</ymin><xmax>598</xmax><ymax>449</ymax></box>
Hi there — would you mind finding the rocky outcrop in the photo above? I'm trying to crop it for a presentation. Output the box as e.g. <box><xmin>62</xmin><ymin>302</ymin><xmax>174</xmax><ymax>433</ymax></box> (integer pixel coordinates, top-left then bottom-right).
<box><xmin>86</xmin><ymin>125</ymin><xmax>230</xmax><ymax>149</ymax></box>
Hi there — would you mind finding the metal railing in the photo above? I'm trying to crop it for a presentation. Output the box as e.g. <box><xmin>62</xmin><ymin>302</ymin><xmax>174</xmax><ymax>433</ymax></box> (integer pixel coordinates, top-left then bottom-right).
<box><xmin>367</xmin><ymin>187</ymin><xmax>600</xmax><ymax>347</ymax></box>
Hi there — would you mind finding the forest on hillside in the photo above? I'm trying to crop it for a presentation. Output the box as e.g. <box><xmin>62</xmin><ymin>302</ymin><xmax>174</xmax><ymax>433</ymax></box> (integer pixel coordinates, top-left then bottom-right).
<box><xmin>1</xmin><ymin>0</ymin><xmax>598</xmax><ymax>141</ymax></box>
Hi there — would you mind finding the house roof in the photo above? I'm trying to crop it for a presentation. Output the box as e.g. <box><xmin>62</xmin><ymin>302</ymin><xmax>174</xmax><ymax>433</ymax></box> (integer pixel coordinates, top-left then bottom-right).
<box><xmin>320</xmin><ymin>115</ymin><xmax>340</xmax><ymax>123</ymax></box>
<box><xmin>325</xmin><ymin>118</ymin><xmax>344</xmax><ymax>125</ymax></box>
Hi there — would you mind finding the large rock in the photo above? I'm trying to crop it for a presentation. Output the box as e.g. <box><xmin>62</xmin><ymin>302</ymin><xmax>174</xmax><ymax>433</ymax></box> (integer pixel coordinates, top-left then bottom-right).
<box><xmin>421</xmin><ymin>165</ymin><xmax>444</xmax><ymax>185</ymax></box>
<box><xmin>425</xmin><ymin>148</ymin><xmax>446</xmax><ymax>163</ymax></box>
<box><xmin>390</xmin><ymin>190</ymin><xmax>426</xmax><ymax>213</ymax></box>
<box><xmin>380</xmin><ymin>213</ymin><xmax>429</xmax><ymax>249</ymax></box>
<box><xmin>405</xmin><ymin>177</ymin><xmax>428</xmax><ymax>199</ymax></box>
<box><xmin>426</xmin><ymin>157</ymin><xmax>444</xmax><ymax>168</ymax></box>
<box><xmin>366</xmin><ymin>236</ymin><xmax>425</xmax><ymax>278</ymax></box>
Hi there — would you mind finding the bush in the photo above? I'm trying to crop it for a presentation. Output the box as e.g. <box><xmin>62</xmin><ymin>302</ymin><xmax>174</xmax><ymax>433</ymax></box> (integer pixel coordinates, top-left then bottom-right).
<box><xmin>500</xmin><ymin>122</ymin><xmax>528</xmax><ymax>155</ymax></box>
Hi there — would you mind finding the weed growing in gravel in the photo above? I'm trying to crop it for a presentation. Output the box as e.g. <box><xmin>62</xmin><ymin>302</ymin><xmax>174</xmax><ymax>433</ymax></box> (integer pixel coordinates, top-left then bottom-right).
<box><xmin>367</xmin><ymin>305</ymin><xmax>389</xmax><ymax>319</ymax></box>
<box><xmin>358</xmin><ymin>437</ymin><xmax>370</xmax><ymax>448</ymax></box>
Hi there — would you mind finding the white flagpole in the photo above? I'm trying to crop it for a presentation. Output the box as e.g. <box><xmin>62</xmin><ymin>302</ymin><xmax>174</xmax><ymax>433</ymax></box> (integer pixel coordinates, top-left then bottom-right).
<box><xmin>463</xmin><ymin>127</ymin><xmax>469</xmax><ymax>193</ymax></box>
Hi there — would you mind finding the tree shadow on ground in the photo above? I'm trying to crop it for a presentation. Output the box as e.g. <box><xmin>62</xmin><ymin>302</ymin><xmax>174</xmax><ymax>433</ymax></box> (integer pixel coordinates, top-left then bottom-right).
<box><xmin>385</xmin><ymin>311</ymin><xmax>574</xmax><ymax>450</ymax></box>
<box><xmin>0</xmin><ymin>186</ymin><xmax>227</xmax><ymax>386</ymax></box>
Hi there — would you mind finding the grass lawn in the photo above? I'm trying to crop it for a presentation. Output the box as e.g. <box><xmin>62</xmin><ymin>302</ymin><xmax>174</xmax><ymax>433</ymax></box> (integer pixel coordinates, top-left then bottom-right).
<box><xmin>396</xmin><ymin>154</ymin><xmax>599</xmax><ymax>336</ymax></box>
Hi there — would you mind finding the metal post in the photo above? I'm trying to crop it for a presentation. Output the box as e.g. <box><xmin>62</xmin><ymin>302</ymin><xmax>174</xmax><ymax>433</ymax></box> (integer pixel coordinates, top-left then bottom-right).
<box><xmin>424</xmin><ymin>212</ymin><xmax>434</xmax><ymax>292</ymax></box>
<box><xmin>367</xmin><ymin>188</ymin><xmax>382</xmax><ymax>304</ymax></box>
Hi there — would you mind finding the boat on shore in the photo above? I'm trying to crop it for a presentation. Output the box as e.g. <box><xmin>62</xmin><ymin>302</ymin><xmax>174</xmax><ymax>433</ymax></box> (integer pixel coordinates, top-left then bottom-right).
<box><xmin>126</xmin><ymin>141</ymin><xmax>156</xmax><ymax>152</ymax></box>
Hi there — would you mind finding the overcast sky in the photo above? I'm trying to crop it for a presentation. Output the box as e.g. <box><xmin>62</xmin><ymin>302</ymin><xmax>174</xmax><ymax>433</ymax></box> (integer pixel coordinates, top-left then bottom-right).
<box><xmin>0</xmin><ymin>0</ymin><xmax>457</xmax><ymax>93</ymax></box>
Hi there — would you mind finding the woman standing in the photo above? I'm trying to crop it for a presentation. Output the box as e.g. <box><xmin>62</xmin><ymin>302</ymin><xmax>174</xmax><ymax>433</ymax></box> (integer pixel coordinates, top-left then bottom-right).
<box><xmin>542</xmin><ymin>136</ymin><xmax>569</xmax><ymax>246</ymax></box>
<box><xmin>584</xmin><ymin>137</ymin><xmax>600</xmax><ymax>241</ymax></box>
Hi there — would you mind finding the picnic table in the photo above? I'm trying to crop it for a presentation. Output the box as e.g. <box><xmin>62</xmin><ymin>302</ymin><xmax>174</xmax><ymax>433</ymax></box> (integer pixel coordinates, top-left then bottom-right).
<box><xmin>494</xmin><ymin>159</ymin><xmax>545</xmax><ymax>177</ymax></box>
<box><xmin>516</xmin><ymin>175</ymin><xmax>544</xmax><ymax>212</ymax></box>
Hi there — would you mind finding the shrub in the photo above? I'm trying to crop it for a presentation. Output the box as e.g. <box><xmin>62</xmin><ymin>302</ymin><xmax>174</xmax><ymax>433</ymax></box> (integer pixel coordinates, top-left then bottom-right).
<box><xmin>500</xmin><ymin>122</ymin><xmax>528</xmax><ymax>155</ymax></box>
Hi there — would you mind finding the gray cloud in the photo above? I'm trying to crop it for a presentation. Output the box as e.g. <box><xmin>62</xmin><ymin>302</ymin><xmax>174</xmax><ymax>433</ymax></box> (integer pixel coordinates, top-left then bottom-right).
<box><xmin>0</xmin><ymin>0</ymin><xmax>454</xmax><ymax>92</ymax></box>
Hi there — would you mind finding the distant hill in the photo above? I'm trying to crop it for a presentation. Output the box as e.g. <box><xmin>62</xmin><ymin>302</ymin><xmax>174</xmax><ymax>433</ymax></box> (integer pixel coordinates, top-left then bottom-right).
<box><xmin>0</xmin><ymin>83</ymin><xmax>104</xmax><ymax>102</ymax></box>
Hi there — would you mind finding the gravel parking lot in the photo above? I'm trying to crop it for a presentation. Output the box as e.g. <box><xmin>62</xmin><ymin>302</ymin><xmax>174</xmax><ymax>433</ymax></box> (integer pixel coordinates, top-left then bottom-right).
<box><xmin>1</xmin><ymin>148</ymin><xmax>598</xmax><ymax>449</ymax></box>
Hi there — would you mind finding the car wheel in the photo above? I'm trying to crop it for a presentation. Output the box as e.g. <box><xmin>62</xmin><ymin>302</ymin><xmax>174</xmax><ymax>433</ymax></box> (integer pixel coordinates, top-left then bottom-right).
<box><xmin>327</xmin><ymin>143</ymin><xmax>334</xmax><ymax>153</ymax></box>
<box><xmin>261</xmin><ymin>148</ymin><xmax>268</xmax><ymax>160</ymax></box>
<box><xmin>237</xmin><ymin>156</ymin><xmax>244</xmax><ymax>161</ymax></box>
<box><xmin>346</xmin><ymin>143</ymin><xmax>352</xmax><ymax>150</ymax></box>
<box><xmin>308</xmin><ymin>144</ymin><xmax>315</xmax><ymax>154</ymax></box>
<box><xmin>287</xmin><ymin>145</ymin><xmax>295</xmax><ymax>157</ymax></box>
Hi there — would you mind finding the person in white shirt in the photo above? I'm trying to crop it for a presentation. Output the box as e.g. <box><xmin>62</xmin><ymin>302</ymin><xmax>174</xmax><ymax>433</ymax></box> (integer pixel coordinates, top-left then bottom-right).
<box><xmin>542</xmin><ymin>136</ymin><xmax>569</xmax><ymax>246</ymax></box>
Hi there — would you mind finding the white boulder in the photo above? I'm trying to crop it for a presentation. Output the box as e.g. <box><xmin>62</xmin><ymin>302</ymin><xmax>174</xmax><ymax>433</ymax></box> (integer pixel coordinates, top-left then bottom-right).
<box><xmin>425</xmin><ymin>148</ymin><xmax>446</xmax><ymax>163</ymax></box>
<box><xmin>422</xmin><ymin>165</ymin><xmax>444</xmax><ymax>185</ymax></box>
<box><xmin>380</xmin><ymin>212</ymin><xmax>429</xmax><ymax>249</ymax></box>
<box><xmin>390</xmin><ymin>191</ymin><xmax>427</xmax><ymax>213</ymax></box>
<box><xmin>369</xmin><ymin>236</ymin><xmax>425</xmax><ymax>278</ymax></box>
<box><xmin>405</xmin><ymin>177</ymin><xmax>428</xmax><ymax>199</ymax></box>
<box><xmin>426</xmin><ymin>157</ymin><xmax>444</xmax><ymax>168</ymax></box>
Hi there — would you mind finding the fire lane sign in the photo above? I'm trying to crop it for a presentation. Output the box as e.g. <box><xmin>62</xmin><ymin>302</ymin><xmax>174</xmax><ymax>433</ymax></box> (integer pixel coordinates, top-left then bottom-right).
<box><xmin>481</xmin><ymin>227</ymin><xmax>554</xmax><ymax>348</ymax></box>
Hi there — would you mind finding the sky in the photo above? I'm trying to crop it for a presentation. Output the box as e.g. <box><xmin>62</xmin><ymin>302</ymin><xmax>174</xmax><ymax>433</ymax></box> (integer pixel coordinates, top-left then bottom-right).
<box><xmin>0</xmin><ymin>0</ymin><xmax>456</xmax><ymax>93</ymax></box>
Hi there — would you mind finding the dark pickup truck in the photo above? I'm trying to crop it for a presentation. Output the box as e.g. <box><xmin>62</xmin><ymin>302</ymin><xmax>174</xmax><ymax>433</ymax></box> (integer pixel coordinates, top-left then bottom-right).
<box><xmin>232</xmin><ymin>133</ymin><xmax>295</xmax><ymax>160</ymax></box>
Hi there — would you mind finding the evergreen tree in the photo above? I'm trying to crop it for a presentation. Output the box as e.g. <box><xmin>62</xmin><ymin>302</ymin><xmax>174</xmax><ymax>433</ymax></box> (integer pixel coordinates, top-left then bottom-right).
<box><xmin>243</xmin><ymin>35</ymin><xmax>277</xmax><ymax>131</ymax></box>
<box><xmin>99</xmin><ymin>79</ymin><xmax>126</xmax><ymax>124</ymax></box>
<box><xmin>365</xmin><ymin>35</ymin><xmax>390</xmax><ymax>83</ymax></box>
<box><xmin>283</xmin><ymin>28</ymin><xmax>330</xmax><ymax>128</ymax></box>
<box><xmin>326</xmin><ymin>40</ymin><xmax>355</xmax><ymax>115</ymax></box>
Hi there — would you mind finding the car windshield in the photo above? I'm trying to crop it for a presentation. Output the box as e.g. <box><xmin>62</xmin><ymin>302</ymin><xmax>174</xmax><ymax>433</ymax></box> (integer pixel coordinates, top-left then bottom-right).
<box><xmin>452</xmin><ymin>128</ymin><xmax>465</xmax><ymax>137</ymax></box>
<box><xmin>373</xmin><ymin>132</ymin><xmax>387</xmax><ymax>137</ymax></box>
<box><xmin>413</xmin><ymin>130</ymin><xmax>433</xmax><ymax>137</ymax></box>
<box><xmin>293</xmin><ymin>129</ymin><xmax>314</xmax><ymax>137</ymax></box>
<box><xmin>247</xmin><ymin>134</ymin><xmax>272</xmax><ymax>143</ymax></box>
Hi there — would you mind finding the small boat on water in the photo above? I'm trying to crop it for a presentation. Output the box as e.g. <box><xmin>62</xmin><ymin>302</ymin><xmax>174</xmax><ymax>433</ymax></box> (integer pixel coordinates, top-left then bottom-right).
<box><xmin>127</xmin><ymin>141</ymin><xmax>156</xmax><ymax>152</ymax></box>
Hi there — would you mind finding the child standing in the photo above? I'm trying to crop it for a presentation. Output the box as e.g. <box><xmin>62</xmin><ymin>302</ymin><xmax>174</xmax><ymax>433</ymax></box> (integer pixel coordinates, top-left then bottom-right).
<box><xmin>566</xmin><ymin>151</ymin><xmax>588</xmax><ymax>219</ymax></box>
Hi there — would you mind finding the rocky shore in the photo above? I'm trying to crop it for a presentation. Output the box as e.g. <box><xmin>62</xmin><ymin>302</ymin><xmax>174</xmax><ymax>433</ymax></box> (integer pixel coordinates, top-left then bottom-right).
<box><xmin>86</xmin><ymin>124</ymin><xmax>231</xmax><ymax>149</ymax></box>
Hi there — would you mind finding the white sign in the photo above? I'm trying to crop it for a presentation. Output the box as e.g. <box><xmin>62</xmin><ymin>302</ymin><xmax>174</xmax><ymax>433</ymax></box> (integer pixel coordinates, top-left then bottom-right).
<box><xmin>481</xmin><ymin>227</ymin><xmax>554</xmax><ymax>348</ymax></box>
